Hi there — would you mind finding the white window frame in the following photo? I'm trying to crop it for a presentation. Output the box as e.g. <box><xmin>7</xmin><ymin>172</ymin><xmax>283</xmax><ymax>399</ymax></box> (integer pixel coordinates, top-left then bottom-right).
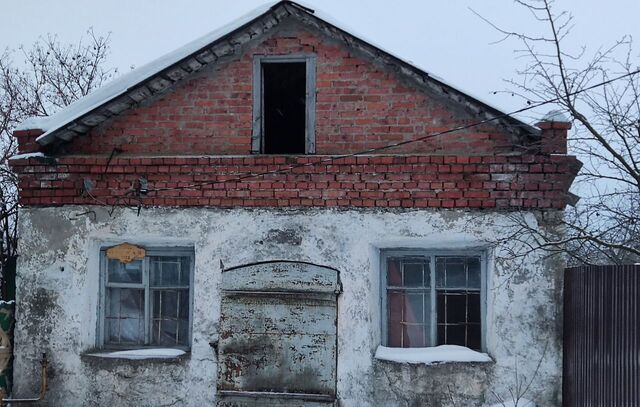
<box><xmin>380</xmin><ymin>249</ymin><xmax>487</xmax><ymax>351</ymax></box>
<box><xmin>251</xmin><ymin>54</ymin><xmax>317</xmax><ymax>154</ymax></box>
<box><xmin>97</xmin><ymin>246</ymin><xmax>195</xmax><ymax>350</ymax></box>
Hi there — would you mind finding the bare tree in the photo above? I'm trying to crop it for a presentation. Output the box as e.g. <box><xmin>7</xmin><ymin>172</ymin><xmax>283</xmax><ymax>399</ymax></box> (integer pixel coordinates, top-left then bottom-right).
<box><xmin>0</xmin><ymin>29</ymin><xmax>116</xmax><ymax>293</ymax></box>
<box><xmin>476</xmin><ymin>0</ymin><xmax>640</xmax><ymax>265</ymax></box>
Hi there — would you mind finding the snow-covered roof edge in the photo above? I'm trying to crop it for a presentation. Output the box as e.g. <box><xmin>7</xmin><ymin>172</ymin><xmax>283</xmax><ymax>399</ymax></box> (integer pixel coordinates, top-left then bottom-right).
<box><xmin>31</xmin><ymin>0</ymin><xmax>538</xmax><ymax>146</ymax></box>
<box><xmin>32</xmin><ymin>1</ymin><xmax>279</xmax><ymax>144</ymax></box>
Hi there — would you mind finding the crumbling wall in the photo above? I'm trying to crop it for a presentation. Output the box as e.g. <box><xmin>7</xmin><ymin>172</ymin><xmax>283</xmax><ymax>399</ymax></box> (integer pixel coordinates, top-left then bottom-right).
<box><xmin>13</xmin><ymin>206</ymin><xmax>562</xmax><ymax>406</ymax></box>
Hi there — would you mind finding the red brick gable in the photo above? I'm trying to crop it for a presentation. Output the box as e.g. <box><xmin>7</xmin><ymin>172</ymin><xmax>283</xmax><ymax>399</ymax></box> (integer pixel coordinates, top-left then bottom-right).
<box><xmin>49</xmin><ymin>24</ymin><xmax>522</xmax><ymax>157</ymax></box>
<box><xmin>10</xmin><ymin>8</ymin><xmax>580</xmax><ymax>210</ymax></box>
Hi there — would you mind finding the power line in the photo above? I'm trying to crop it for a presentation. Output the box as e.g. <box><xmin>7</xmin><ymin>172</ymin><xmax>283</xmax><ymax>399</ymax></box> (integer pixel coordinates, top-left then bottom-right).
<box><xmin>139</xmin><ymin>67</ymin><xmax>639</xmax><ymax>196</ymax></box>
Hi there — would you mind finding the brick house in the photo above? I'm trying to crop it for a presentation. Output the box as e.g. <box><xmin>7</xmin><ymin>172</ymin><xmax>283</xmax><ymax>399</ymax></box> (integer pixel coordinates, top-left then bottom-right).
<box><xmin>9</xmin><ymin>2</ymin><xmax>578</xmax><ymax>406</ymax></box>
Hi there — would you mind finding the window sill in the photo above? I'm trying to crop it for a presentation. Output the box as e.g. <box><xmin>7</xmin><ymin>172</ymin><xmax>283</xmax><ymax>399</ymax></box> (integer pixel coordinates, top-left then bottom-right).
<box><xmin>85</xmin><ymin>348</ymin><xmax>187</xmax><ymax>361</ymax></box>
<box><xmin>374</xmin><ymin>345</ymin><xmax>492</xmax><ymax>365</ymax></box>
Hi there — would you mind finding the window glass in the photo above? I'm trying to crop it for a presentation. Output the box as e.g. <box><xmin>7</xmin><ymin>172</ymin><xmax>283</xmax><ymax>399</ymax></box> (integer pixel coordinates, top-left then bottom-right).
<box><xmin>403</xmin><ymin>262</ymin><xmax>425</xmax><ymax>287</ymax></box>
<box><xmin>386</xmin><ymin>257</ymin><xmax>431</xmax><ymax>348</ymax></box>
<box><xmin>150</xmin><ymin>256</ymin><xmax>191</xmax><ymax>287</ymax></box>
<box><xmin>105</xmin><ymin>288</ymin><xmax>144</xmax><ymax>344</ymax></box>
<box><xmin>385</xmin><ymin>253</ymin><xmax>483</xmax><ymax>351</ymax></box>
<box><xmin>107</xmin><ymin>259</ymin><xmax>143</xmax><ymax>284</ymax></box>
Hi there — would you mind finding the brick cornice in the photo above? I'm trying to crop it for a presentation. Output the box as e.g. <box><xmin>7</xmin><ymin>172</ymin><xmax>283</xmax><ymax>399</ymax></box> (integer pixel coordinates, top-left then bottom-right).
<box><xmin>11</xmin><ymin>154</ymin><xmax>580</xmax><ymax>209</ymax></box>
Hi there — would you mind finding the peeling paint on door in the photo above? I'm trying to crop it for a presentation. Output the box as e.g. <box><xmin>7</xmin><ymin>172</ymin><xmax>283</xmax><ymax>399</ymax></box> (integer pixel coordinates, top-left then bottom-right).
<box><xmin>217</xmin><ymin>261</ymin><xmax>341</xmax><ymax>406</ymax></box>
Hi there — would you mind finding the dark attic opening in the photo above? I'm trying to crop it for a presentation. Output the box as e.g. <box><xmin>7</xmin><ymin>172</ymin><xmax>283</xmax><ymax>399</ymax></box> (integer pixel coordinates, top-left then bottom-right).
<box><xmin>262</xmin><ymin>62</ymin><xmax>306</xmax><ymax>154</ymax></box>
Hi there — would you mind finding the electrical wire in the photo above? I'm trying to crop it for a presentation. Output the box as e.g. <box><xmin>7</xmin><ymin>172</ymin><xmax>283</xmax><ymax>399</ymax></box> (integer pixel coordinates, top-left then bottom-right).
<box><xmin>142</xmin><ymin>68</ymin><xmax>640</xmax><ymax>195</ymax></box>
<box><xmin>90</xmin><ymin>67</ymin><xmax>639</xmax><ymax>209</ymax></box>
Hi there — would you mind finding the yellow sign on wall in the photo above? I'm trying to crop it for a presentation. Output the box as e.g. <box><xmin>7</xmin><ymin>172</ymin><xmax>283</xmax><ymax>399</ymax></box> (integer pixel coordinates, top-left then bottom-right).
<box><xmin>106</xmin><ymin>243</ymin><xmax>146</xmax><ymax>264</ymax></box>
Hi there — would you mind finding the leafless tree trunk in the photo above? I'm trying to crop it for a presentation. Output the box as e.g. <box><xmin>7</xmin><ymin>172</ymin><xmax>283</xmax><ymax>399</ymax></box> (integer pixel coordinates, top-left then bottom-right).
<box><xmin>0</xmin><ymin>29</ymin><xmax>116</xmax><ymax>294</ymax></box>
<box><xmin>476</xmin><ymin>0</ymin><xmax>640</xmax><ymax>265</ymax></box>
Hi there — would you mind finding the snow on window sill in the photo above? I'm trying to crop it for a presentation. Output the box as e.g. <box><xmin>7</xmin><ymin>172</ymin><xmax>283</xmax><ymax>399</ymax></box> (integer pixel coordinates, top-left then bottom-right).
<box><xmin>486</xmin><ymin>399</ymin><xmax>536</xmax><ymax>407</ymax></box>
<box><xmin>375</xmin><ymin>345</ymin><xmax>492</xmax><ymax>365</ymax></box>
<box><xmin>86</xmin><ymin>348</ymin><xmax>186</xmax><ymax>360</ymax></box>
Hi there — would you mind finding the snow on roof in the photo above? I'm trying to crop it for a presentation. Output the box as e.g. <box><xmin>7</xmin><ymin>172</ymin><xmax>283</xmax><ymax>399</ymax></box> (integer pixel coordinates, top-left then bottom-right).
<box><xmin>29</xmin><ymin>0</ymin><xmax>533</xmax><ymax>145</ymax></box>
<box><xmin>33</xmin><ymin>1</ymin><xmax>279</xmax><ymax>142</ymax></box>
<box><xmin>15</xmin><ymin>116</ymin><xmax>52</xmax><ymax>131</ymax></box>
<box><xmin>375</xmin><ymin>344</ymin><xmax>492</xmax><ymax>365</ymax></box>
<box><xmin>541</xmin><ymin>109</ymin><xmax>569</xmax><ymax>122</ymax></box>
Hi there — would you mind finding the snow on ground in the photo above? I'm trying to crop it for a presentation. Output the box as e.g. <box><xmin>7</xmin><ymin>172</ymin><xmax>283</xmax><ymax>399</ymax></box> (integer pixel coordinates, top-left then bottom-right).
<box><xmin>375</xmin><ymin>344</ymin><xmax>492</xmax><ymax>364</ymax></box>
<box><xmin>88</xmin><ymin>348</ymin><xmax>185</xmax><ymax>360</ymax></box>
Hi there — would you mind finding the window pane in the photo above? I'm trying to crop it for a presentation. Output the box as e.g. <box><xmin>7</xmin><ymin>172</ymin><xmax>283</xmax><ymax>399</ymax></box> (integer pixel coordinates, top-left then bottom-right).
<box><xmin>403</xmin><ymin>324</ymin><xmax>426</xmax><ymax>348</ymax></box>
<box><xmin>437</xmin><ymin>290</ymin><xmax>482</xmax><ymax>350</ymax></box>
<box><xmin>436</xmin><ymin>257</ymin><xmax>466</xmax><ymax>288</ymax></box>
<box><xmin>387</xmin><ymin>288</ymin><xmax>430</xmax><ymax>348</ymax></box>
<box><xmin>153</xmin><ymin>319</ymin><xmax>178</xmax><ymax>346</ymax></box>
<box><xmin>403</xmin><ymin>262</ymin><xmax>424</xmax><ymax>287</ymax></box>
<box><xmin>406</xmin><ymin>293</ymin><xmax>425</xmax><ymax>323</ymax></box>
<box><xmin>152</xmin><ymin>289</ymin><xmax>189</xmax><ymax>346</ymax></box>
<box><xmin>387</xmin><ymin>259</ymin><xmax>402</xmax><ymax>286</ymax></box>
<box><xmin>468</xmin><ymin>257</ymin><xmax>481</xmax><ymax>289</ymax></box>
<box><xmin>180</xmin><ymin>257</ymin><xmax>191</xmax><ymax>286</ymax></box>
<box><xmin>436</xmin><ymin>257</ymin><xmax>481</xmax><ymax>289</ymax></box>
<box><xmin>467</xmin><ymin>324</ymin><xmax>481</xmax><ymax>351</ymax></box>
<box><xmin>150</xmin><ymin>256</ymin><xmax>190</xmax><ymax>287</ymax></box>
<box><xmin>444</xmin><ymin>292</ymin><xmax>467</xmax><ymax>324</ymax></box>
<box><xmin>161</xmin><ymin>290</ymin><xmax>178</xmax><ymax>317</ymax></box>
<box><xmin>388</xmin><ymin>291</ymin><xmax>403</xmax><ymax>323</ymax></box>
<box><xmin>445</xmin><ymin>324</ymin><xmax>466</xmax><ymax>346</ymax></box>
<box><xmin>179</xmin><ymin>290</ymin><xmax>190</xmax><ymax>319</ymax></box>
<box><xmin>107</xmin><ymin>259</ymin><xmax>142</xmax><ymax>284</ymax></box>
<box><xmin>387</xmin><ymin>320</ymin><xmax>403</xmax><ymax>347</ymax></box>
<box><xmin>437</xmin><ymin>325</ymin><xmax>445</xmax><ymax>345</ymax></box>
<box><xmin>178</xmin><ymin>319</ymin><xmax>189</xmax><ymax>344</ymax></box>
<box><xmin>105</xmin><ymin>288</ymin><xmax>144</xmax><ymax>344</ymax></box>
<box><xmin>468</xmin><ymin>293</ymin><xmax>481</xmax><ymax>323</ymax></box>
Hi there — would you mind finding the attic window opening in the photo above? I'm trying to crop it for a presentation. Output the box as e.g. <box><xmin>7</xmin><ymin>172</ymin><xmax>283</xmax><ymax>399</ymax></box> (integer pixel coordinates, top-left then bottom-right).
<box><xmin>252</xmin><ymin>54</ymin><xmax>316</xmax><ymax>154</ymax></box>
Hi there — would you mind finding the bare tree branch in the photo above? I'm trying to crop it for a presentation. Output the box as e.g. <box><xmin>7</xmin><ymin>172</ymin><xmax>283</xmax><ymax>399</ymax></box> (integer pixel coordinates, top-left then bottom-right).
<box><xmin>0</xmin><ymin>29</ymin><xmax>115</xmax><ymax>288</ymax></box>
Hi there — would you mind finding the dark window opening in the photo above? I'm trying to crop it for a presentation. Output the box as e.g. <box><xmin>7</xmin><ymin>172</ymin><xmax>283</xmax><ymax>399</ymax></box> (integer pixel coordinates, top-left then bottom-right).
<box><xmin>262</xmin><ymin>62</ymin><xmax>306</xmax><ymax>154</ymax></box>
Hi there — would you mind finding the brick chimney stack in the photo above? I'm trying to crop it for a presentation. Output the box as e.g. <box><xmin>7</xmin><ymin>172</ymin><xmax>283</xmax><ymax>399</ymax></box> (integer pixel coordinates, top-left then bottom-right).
<box><xmin>536</xmin><ymin>110</ymin><xmax>571</xmax><ymax>154</ymax></box>
<box><xmin>12</xmin><ymin>117</ymin><xmax>49</xmax><ymax>154</ymax></box>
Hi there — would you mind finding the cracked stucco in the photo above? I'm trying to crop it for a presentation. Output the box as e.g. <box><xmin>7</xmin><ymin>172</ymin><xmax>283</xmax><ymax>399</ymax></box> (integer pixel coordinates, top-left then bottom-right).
<box><xmin>12</xmin><ymin>206</ymin><xmax>562</xmax><ymax>406</ymax></box>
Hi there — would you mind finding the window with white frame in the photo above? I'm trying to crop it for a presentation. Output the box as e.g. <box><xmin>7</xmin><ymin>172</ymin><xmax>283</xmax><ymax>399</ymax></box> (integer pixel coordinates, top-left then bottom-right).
<box><xmin>381</xmin><ymin>251</ymin><xmax>485</xmax><ymax>351</ymax></box>
<box><xmin>100</xmin><ymin>248</ymin><xmax>194</xmax><ymax>348</ymax></box>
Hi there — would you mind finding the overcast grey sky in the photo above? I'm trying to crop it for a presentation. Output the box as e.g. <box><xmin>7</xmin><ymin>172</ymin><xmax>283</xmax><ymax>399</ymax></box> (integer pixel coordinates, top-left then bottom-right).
<box><xmin>1</xmin><ymin>0</ymin><xmax>638</xmax><ymax>124</ymax></box>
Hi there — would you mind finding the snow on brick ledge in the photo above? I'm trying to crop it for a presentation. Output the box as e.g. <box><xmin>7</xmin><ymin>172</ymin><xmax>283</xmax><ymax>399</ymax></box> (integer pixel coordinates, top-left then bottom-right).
<box><xmin>88</xmin><ymin>348</ymin><xmax>186</xmax><ymax>360</ymax></box>
<box><xmin>375</xmin><ymin>345</ymin><xmax>492</xmax><ymax>365</ymax></box>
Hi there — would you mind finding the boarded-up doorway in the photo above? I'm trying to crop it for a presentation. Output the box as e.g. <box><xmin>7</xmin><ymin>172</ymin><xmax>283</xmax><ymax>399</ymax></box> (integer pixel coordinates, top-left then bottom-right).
<box><xmin>217</xmin><ymin>261</ymin><xmax>341</xmax><ymax>406</ymax></box>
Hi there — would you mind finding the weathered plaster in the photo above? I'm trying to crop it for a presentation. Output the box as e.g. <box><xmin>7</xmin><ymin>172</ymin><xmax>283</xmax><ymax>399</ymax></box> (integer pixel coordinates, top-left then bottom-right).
<box><xmin>13</xmin><ymin>206</ymin><xmax>563</xmax><ymax>406</ymax></box>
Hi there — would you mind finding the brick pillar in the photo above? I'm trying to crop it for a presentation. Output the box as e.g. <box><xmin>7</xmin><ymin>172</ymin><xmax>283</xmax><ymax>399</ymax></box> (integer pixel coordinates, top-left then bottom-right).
<box><xmin>13</xmin><ymin>129</ymin><xmax>45</xmax><ymax>154</ymax></box>
<box><xmin>536</xmin><ymin>110</ymin><xmax>571</xmax><ymax>154</ymax></box>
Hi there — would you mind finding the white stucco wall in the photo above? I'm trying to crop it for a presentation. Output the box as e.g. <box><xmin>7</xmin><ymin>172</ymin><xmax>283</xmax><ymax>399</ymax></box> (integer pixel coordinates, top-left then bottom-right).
<box><xmin>12</xmin><ymin>206</ymin><xmax>563</xmax><ymax>406</ymax></box>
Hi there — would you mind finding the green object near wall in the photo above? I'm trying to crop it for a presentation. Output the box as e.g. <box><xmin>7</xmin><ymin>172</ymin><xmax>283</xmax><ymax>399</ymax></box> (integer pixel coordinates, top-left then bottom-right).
<box><xmin>0</xmin><ymin>301</ymin><xmax>14</xmax><ymax>395</ymax></box>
